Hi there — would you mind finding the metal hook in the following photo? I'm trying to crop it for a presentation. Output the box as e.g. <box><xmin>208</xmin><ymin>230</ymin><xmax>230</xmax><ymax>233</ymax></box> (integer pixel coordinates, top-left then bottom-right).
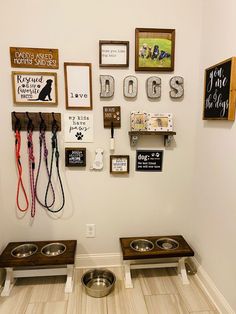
<box><xmin>26</xmin><ymin>112</ymin><xmax>34</xmax><ymax>132</ymax></box>
<box><xmin>39</xmin><ymin>112</ymin><xmax>46</xmax><ymax>132</ymax></box>
<box><xmin>13</xmin><ymin>111</ymin><xmax>21</xmax><ymax>132</ymax></box>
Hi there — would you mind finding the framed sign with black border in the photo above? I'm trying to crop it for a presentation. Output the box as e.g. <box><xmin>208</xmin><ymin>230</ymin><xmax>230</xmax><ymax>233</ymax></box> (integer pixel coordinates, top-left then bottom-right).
<box><xmin>136</xmin><ymin>150</ymin><xmax>163</xmax><ymax>172</ymax></box>
<box><xmin>110</xmin><ymin>155</ymin><xmax>129</xmax><ymax>174</ymax></box>
<box><xmin>65</xmin><ymin>147</ymin><xmax>86</xmax><ymax>167</ymax></box>
<box><xmin>203</xmin><ymin>57</ymin><xmax>236</xmax><ymax>120</ymax></box>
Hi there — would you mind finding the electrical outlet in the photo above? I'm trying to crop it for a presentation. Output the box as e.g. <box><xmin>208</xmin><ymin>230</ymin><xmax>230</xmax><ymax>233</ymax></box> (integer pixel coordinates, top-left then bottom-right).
<box><xmin>86</xmin><ymin>224</ymin><xmax>96</xmax><ymax>238</ymax></box>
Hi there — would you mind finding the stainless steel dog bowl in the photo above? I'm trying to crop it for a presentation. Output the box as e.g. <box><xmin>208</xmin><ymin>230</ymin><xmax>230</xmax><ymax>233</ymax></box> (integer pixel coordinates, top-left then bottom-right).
<box><xmin>156</xmin><ymin>238</ymin><xmax>179</xmax><ymax>250</ymax></box>
<box><xmin>130</xmin><ymin>239</ymin><xmax>154</xmax><ymax>252</ymax></box>
<box><xmin>41</xmin><ymin>242</ymin><xmax>66</xmax><ymax>257</ymax></box>
<box><xmin>81</xmin><ymin>268</ymin><xmax>116</xmax><ymax>298</ymax></box>
<box><xmin>11</xmin><ymin>243</ymin><xmax>38</xmax><ymax>258</ymax></box>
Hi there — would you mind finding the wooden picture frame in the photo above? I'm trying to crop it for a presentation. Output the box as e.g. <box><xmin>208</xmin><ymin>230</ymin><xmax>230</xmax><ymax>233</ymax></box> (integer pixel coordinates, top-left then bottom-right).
<box><xmin>130</xmin><ymin>111</ymin><xmax>147</xmax><ymax>131</ymax></box>
<box><xmin>135</xmin><ymin>28</ymin><xmax>175</xmax><ymax>71</ymax></box>
<box><xmin>65</xmin><ymin>147</ymin><xmax>86</xmax><ymax>167</ymax></box>
<box><xmin>64</xmin><ymin>62</ymin><xmax>92</xmax><ymax>110</ymax></box>
<box><xmin>12</xmin><ymin>71</ymin><xmax>58</xmax><ymax>105</ymax></box>
<box><xmin>203</xmin><ymin>57</ymin><xmax>236</xmax><ymax>120</ymax></box>
<box><xmin>110</xmin><ymin>155</ymin><xmax>130</xmax><ymax>174</ymax></box>
<box><xmin>147</xmin><ymin>113</ymin><xmax>173</xmax><ymax>131</ymax></box>
<box><xmin>99</xmin><ymin>41</ymin><xmax>129</xmax><ymax>67</ymax></box>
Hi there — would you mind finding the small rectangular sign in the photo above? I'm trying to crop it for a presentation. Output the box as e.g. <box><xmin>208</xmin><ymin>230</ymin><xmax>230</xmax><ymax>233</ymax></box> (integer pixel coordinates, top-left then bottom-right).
<box><xmin>10</xmin><ymin>47</ymin><xmax>59</xmax><ymax>69</ymax></box>
<box><xmin>103</xmin><ymin>106</ymin><xmax>121</xmax><ymax>128</ymax></box>
<box><xmin>64</xmin><ymin>113</ymin><xmax>93</xmax><ymax>143</ymax></box>
<box><xmin>65</xmin><ymin>148</ymin><xmax>86</xmax><ymax>167</ymax></box>
<box><xmin>136</xmin><ymin>150</ymin><xmax>163</xmax><ymax>172</ymax></box>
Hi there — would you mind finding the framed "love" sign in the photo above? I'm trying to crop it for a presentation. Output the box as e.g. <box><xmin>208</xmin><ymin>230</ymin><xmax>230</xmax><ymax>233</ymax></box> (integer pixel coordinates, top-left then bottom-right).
<box><xmin>64</xmin><ymin>62</ymin><xmax>93</xmax><ymax>110</ymax></box>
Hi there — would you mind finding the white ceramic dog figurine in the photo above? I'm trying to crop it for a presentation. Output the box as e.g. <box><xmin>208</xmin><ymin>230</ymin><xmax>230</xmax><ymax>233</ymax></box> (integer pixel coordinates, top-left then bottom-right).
<box><xmin>90</xmin><ymin>148</ymin><xmax>104</xmax><ymax>170</ymax></box>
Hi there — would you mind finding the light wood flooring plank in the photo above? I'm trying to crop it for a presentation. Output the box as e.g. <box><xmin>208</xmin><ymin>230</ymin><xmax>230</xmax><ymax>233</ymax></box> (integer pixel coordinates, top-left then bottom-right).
<box><xmin>167</xmin><ymin>269</ymin><xmax>217</xmax><ymax>312</ymax></box>
<box><xmin>138</xmin><ymin>268</ymin><xmax>178</xmax><ymax>296</ymax></box>
<box><xmin>145</xmin><ymin>294</ymin><xmax>189</xmax><ymax>314</ymax></box>
<box><xmin>25</xmin><ymin>301</ymin><xmax>68</xmax><ymax>314</ymax></box>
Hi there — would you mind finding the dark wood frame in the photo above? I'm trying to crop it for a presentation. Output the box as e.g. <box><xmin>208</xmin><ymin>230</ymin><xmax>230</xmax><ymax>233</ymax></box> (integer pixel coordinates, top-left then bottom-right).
<box><xmin>12</xmin><ymin>71</ymin><xmax>58</xmax><ymax>105</ymax></box>
<box><xmin>64</xmin><ymin>62</ymin><xmax>93</xmax><ymax>110</ymax></box>
<box><xmin>135</xmin><ymin>28</ymin><xmax>175</xmax><ymax>72</ymax></box>
<box><xmin>203</xmin><ymin>57</ymin><xmax>236</xmax><ymax>120</ymax></box>
<box><xmin>110</xmin><ymin>155</ymin><xmax>130</xmax><ymax>174</ymax></box>
<box><xmin>65</xmin><ymin>147</ymin><xmax>86</xmax><ymax>167</ymax></box>
<box><xmin>99</xmin><ymin>41</ymin><xmax>129</xmax><ymax>67</ymax></box>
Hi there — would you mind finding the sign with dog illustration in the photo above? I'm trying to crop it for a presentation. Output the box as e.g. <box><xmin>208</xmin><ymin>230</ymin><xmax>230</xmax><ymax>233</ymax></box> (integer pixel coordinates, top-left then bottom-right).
<box><xmin>12</xmin><ymin>71</ymin><xmax>58</xmax><ymax>105</ymax></box>
<box><xmin>135</xmin><ymin>28</ymin><xmax>175</xmax><ymax>71</ymax></box>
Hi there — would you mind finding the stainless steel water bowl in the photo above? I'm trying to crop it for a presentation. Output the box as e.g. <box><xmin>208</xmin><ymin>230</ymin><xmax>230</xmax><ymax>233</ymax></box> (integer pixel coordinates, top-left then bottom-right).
<box><xmin>41</xmin><ymin>242</ymin><xmax>66</xmax><ymax>257</ymax></box>
<box><xmin>156</xmin><ymin>237</ymin><xmax>179</xmax><ymax>250</ymax></box>
<box><xmin>81</xmin><ymin>269</ymin><xmax>116</xmax><ymax>298</ymax></box>
<box><xmin>130</xmin><ymin>239</ymin><xmax>154</xmax><ymax>252</ymax></box>
<box><xmin>11</xmin><ymin>243</ymin><xmax>38</xmax><ymax>258</ymax></box>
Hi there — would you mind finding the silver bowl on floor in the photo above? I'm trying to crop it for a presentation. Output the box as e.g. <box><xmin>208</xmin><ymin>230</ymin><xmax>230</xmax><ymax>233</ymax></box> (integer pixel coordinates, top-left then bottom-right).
<box><xmin>11</xmin><ymin>243</ymin><xmax>38</xmax><ymax>258</ymax></box>
<box><xmin>130</xmin><ymin>239</ymin><xmax>154</xmax><ymax>252</ymax></box>
<box><xmin>156</xmin><ymin>237</ymin><xmax>179</xmax><ymax>250</ymax></box>
<box><xmin>81</xmin><ymin>268</ymin><xmax>116</xmax><ymax>298</ymax></box>
<box><xmin>41</xmin><ymin>242</ymin><xmax>66</xmax><ymax>257</ymax></box>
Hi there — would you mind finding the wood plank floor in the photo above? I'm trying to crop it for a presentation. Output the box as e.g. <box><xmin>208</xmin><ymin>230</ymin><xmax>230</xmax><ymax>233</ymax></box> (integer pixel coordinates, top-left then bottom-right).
<box><xmin>0</xmin><ymin>267</ymin><xmax>219</xmax><ymax>314</ymax></box>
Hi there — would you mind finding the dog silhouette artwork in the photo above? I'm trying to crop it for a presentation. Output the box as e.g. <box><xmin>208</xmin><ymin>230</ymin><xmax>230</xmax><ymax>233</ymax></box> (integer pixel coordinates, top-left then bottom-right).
<box><xmin>28</xmin><ymin>79</ymin><xmax>53</xmax><ymax>101</ymax></box>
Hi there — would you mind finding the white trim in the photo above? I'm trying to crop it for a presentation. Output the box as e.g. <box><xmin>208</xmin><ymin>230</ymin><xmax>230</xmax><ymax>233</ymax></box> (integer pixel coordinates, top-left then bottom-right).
<box><xmin>75</xmin><ymin>253</ymin><xmax>122</xmax><ymax>269</ymax></box>
<box><xmin>193</xmin><ymin>257</ymin><xmax>235</xmax><ymax>314</ymax></box>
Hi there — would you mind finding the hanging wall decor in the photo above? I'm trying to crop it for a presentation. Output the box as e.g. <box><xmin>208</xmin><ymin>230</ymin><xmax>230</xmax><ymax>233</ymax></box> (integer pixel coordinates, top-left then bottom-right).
<box><xmin>203</xmin><ymin>57</ymin><xmax>236</xmax><ymax>120</ymax></box>
<box><xmin>65</xmin><ymin>148</ymin><xmax>86</xmax><ymax>167</ymax></box>
<box><xmin>100</xmin><ymin>75</ymin><xmax>115</xmax><ymax>98</ymax></box>
<box><xmin>136</xmin><ymin>150</ymin><xmax>163</xmax><ymax>172</ymax></box>
<box><xmin>169</xmin><ymin>76</ymin><xmax>184</xmax><ymax>98</ymax></box>
<box><xmin>147</xmin><ymin>113</ymin><xmax>173</xmax><ymax>131</ymax></box>
<box><xmin>130</xmin><ymin>111</ymin><xmax>147</xmax><ymax>131</ymax></box>
<box><xmin>110</xmin><ymin>155</ymin><xmax>130</xmax><ymax>174</ymax></box>
<box><xmin>99</xmin><ymin>41</ymin><xmax>129</xmax><ymax>67</ymax></box>
<box><xmin>64</xmin><ymin>63</ymin><xmax>92</xmax><ymax>110</ymax></box>
<box><xmin>123</xmin><ymin>76</ymin><xmax>138</xmax><ymax>98</ymax></box>
<box><xmin>146</xmin><ymin>77</ymin><xmax>161</xmax><ymax>99</ymax></box>
<box><xmin>12</xmin><ymin>72</ymin><xmax>58</xmax><ymax>105</ymax></box>
<box><xmin>135</xmin><ymin>28</ymin><xmax>175</xmax><ymax>71</ymax></box>
<box><xmin>64</xmin><ymin>112</ymin><xmax>93</xmax><ymax>143</ymax></box>
<box><xmin>103</xmin><ymin>106</ymin><xmax>121</xmax><ymax>128</ymax></box>
<box><xmin>10</xmin><ymin>47</ymin><xmax>59</xmax><ymax>69</ymax></box>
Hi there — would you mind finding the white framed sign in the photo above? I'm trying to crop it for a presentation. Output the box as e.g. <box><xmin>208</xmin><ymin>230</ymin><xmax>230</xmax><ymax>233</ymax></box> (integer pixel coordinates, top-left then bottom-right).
<box><xmin>12</xmin><ymin>71</ymin><xmax>57</xmax><ymax>105</ymax></box>
<box><xmin>147</xmin><ymin>113</ymin><xmax>173</xmax><ymax>131</ymax></box>
<box><xmin>64</xmin><ymin>113</ymin><xmax>94</xmax><ymax>143</ymax></box>
<box><xmin>64</xmin><ymin>63</ymin><xmax>92</xmax><ymax>110</ymax></box>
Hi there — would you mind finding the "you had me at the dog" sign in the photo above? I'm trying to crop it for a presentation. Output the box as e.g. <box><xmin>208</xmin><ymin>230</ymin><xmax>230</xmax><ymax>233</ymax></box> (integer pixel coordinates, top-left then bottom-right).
<box><xmin>12</xmin><ymin>71</ymin><xmax>58</xmax><ymax>105</ymax></box>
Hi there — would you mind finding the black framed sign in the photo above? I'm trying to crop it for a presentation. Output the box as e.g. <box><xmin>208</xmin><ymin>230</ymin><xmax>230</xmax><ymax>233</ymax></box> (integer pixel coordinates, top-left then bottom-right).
<box><xmin>203</xmin><ymin>57</ymin><xmax>236</xmax><ymax>120</ymax></box>
<box><xmin>136</xmin><ymin>150</ymin><xmax>163</xmax><ymax>172</ymax></box>
<box><xmin>65</xmin><ymin>148</ymin><xmax>86</xmax><ymax>167</ymax></box>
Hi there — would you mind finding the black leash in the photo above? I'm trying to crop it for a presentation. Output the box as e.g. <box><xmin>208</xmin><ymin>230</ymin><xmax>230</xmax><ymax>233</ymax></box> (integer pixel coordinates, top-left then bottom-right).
<box><xmin>35</xmin><ymin>113</ymin><xmax>55</xmax><ymax>208</ymax></box>
<box><xmin>44</xmin><ymin>113</ymin><xmax>65</xmax><ymax>213</ymax></box>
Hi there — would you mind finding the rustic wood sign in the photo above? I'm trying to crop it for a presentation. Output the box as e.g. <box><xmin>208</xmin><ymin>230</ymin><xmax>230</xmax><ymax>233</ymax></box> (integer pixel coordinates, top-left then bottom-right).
<box><xmin>65</xmin><ymin>148</ymin><xmax>86</xmax><ymax>167</ymax></box>
<box><xmin>203</xmin><ymin>57</ymin><xmax>236</xmax><ymax>120</ymax></box>
<box><xmin>136</xmin><ymin>150</ymin><xmax>163</xmax><ymax>172</ymax></box>
<box><xmin>110</xmin><ymin>155</ymin><xmax>129</xmax><ymax>174</ymax></box>
<box><xmin>103</xmin><ymin>106</ymin><xmax>121</xmax><ymax>128</ymax></box>
<box><xmin>12</xmin><ymin>71</ymin><xmax>58</xmax><ymax>105</ymax></box>
<box><xmin>10</xmin><ymin>47</ymin><xmax>59</xmax><ymax>69</ymax></box>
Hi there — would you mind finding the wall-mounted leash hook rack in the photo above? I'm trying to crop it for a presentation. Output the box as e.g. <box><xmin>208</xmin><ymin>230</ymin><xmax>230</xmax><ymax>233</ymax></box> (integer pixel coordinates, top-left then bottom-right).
<box><xmin>11</xmin><ymin>112</ymin><xmax>61</xmax><ymax>131</ymax></box>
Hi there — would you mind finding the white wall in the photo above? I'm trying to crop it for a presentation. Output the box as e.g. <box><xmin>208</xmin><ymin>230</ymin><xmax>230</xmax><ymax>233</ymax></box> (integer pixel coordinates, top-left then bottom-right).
<box><xmin>191</xmin><ymin>0</ymin><xmax>236</xmax><ymax>311</ymax></box>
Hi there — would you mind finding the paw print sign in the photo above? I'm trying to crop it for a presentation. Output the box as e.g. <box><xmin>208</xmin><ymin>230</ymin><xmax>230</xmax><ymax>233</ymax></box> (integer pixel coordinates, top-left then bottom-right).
<box><xmin>64</xmin><ymin>113</ymin><xmax>94</xmax><ymax>143</ymax></box>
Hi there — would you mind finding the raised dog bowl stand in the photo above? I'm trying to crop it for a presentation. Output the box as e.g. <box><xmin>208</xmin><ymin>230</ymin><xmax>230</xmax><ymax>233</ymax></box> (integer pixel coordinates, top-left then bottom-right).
<box><xmin>119</xmin><ymin>235</ymin><xmax>194</xmax><ymax>288</ymax></box>
<box><xmin>0</xmin><ymin>240</ymin><xmax>77</xmax><ymax>297</ymax></box>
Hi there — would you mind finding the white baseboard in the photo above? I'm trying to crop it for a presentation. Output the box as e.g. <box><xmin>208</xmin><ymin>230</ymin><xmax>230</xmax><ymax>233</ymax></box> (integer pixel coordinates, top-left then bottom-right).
<box><xmin>193</xmin><ymin>257</ymin><xmax>235</xmax><ymax>314</ymax></box>
<box><xmin>75</xmin><ymin>253</ymin><xmax>122</xmax><ymax>269</ymax></box>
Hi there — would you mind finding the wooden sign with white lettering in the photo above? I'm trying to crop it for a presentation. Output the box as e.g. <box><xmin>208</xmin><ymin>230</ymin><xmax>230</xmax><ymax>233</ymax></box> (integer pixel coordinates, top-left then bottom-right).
<box><xmin>10</xmin><ymin>47</ymin><xmax>59</xmax><ymax>69</ymax></box>
<box><xmin>203</xmin><ymin>57</ymin><xmax>236</xmax><ymax>120</ymax></box>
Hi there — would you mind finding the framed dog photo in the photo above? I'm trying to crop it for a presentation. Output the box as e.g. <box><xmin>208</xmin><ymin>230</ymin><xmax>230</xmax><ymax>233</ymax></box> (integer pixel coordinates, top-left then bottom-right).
<box><xmin>64</xmin><ymin>62</ymin><xmax>93</xmax><ymax>110</ymax></box>
<box><xmin>147</xmin><ymin>113</ymin><xmax>173</xmax><ymax>132</ymax></box>
<box><xmin>130</xmin><ymin>111</ymin><xmax>147</xmax><ymax>131</ymax></box>
<box><xmin>135</xmin><ymin>28</ymin><xmax>175</xmax><ymax>71</ymax></box>
<box><xmin>110</xmin><ymin>155</ymin><xmax>130</xmax><ymax>174</ymax></box>
<box><xmin>99</xmin><ymin>41</ymin><xmax>129</xmax><ymax>67</ymax></box>
<box><xmin>12</xmin><ymin>71</ymin><xmax>58</xmax><ymax>105</ymax></box>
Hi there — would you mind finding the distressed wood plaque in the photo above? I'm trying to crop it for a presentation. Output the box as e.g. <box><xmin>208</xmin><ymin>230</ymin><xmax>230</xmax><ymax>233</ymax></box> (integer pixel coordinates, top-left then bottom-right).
<box><xmin>10</xmin><ymin>47</ymin><xmax>59</xmax><ymax>69</ymax></box>
<box><xmin>103</xmin><ymin>106</ymin><xmax>121</xmax><ymax>128</ymax></box>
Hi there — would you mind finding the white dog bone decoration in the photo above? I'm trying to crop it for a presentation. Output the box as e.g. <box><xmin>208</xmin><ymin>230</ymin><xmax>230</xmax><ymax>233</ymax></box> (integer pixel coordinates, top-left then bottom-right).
<box><xmin>90</xmin><ymin>148</ymin><xmax>104</xmax><ymax>170</ymax></box>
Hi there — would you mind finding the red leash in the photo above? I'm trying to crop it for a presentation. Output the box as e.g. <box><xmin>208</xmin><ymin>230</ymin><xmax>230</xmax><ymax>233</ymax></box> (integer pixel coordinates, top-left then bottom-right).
<box><xmin>15</xmin><ymin>129</ymin><xmax>29</xmax><ymax>212</ymax></box>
